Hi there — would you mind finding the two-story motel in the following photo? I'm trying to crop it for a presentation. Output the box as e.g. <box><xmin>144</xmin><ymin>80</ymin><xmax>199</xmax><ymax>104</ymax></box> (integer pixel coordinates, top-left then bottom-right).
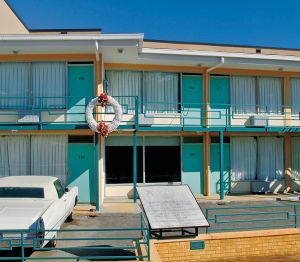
<box><xmin>1</xmin><ymin>0</ymin><xmax>300</xmax><ymax>210</ymax></box>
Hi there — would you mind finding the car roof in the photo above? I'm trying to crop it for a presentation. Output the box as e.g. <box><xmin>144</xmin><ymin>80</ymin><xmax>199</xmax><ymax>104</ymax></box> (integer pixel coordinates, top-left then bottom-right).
<box><xmin>0</xmin><ymin>176</ymin><xmax>58</xmax><ymax>188</ymax></box>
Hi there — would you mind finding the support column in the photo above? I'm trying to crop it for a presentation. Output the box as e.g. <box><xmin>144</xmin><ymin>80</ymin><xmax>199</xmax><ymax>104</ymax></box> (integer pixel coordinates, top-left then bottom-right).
<box><xmin>133</xmin><ymin>131</ymin><xmax>137</xmax><ymax>203</ymax></box>
<box><xmin>219</xmin><ymin>130</ymin><xmax>224</xmax><ymax>200</ymax></box>
<box><xmin>284</xmin><ymin>76</ymin><xmax>291</xmax><ymax>126</ymax></box>
<box><xmin>204</xmin><ymin>132</ymin><xmax>210</xmax><ymax>196</ymax></box>
<box><xmin>203</xmin><ymin>69</ymin><xmax>211</xmax><ymax>196</ymax></box>
<box><xmin>95</xmin><ymin>54</ymin><xmax>104</xmax><ymax>210</ymax></box>
<box><xmin>284</xmin><ymin>134</ymin><xmax>292</xmax><ymax>192</ymax></box>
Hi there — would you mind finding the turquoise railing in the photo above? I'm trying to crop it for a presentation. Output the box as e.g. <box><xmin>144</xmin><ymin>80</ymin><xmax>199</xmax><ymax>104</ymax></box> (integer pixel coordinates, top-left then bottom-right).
<box><xmin>205</xmin><ymin>204</ymin><xmax>300</xmax><ymax>233</ymax></box>
<box><xmin>0</xmin><ymin>216</ymin><xmax>150</xmax><ymax>261</ymax></box>
<box><xmin>0</xmin><ymin>96</ymin><xmax>300</xmax><ymax>131</ymax></box>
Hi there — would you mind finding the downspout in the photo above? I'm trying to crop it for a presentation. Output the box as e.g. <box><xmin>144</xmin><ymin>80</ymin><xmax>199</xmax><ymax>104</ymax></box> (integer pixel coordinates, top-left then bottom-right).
<box><xmin>207</xmin><ymin>57</ymin><xmax>225</xmax><ymax>72</ymax></box>
<box><xmin>95</xmin><ymin>40</ymin><xmax>100</xmax><ymax>61</ymax></box>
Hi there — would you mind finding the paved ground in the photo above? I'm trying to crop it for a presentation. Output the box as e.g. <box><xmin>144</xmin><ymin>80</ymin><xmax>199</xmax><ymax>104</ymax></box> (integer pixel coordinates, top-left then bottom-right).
<box><xmin>1</xmin><ymin>197</ymin><xmax>299</xmax><ymax>261</ymax></box>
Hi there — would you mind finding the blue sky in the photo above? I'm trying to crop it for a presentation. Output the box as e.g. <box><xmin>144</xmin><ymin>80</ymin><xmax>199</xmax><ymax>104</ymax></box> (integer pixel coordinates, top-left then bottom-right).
<box><xmin>7</xmin><ymin>0</ymin><xmax>300</xmax><ymax>49</ymax></box>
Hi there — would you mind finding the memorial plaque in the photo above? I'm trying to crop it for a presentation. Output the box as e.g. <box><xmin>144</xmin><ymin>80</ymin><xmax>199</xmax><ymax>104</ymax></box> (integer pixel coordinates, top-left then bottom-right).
<box><xmin>137</xmin><ymin>185</ymin><xmax>209</xmax><ymax>230</ymax></box>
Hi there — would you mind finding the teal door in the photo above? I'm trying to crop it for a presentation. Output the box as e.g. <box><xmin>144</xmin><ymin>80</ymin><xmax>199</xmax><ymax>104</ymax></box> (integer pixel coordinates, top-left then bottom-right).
<box><xmin>210</xmin><ymin>77</ymin><xmax>230</xmax><ymax>127</ymax></box>
<box><xmin>68</xmin><ymin>143</ymin><xmax>95</xmax><ymax>203</ymax></box>
<box><xmin>210</xmin><ymin>142</ymin><xmax>230</xmax><ymax>194</ymax></box>
<box><xmin>182</xmin><ymin>75</ymin><xmax>203</xmax><ymax>126</ymax></box>
<box><xmin>68</xmin><ymin>65</ymin><xmax>94</xmax><ymax>123</ymax></box>
<box><xmin>182</xmin><ymin>144</ymin><xmax>204</xmax><ymax>194</ymax></box>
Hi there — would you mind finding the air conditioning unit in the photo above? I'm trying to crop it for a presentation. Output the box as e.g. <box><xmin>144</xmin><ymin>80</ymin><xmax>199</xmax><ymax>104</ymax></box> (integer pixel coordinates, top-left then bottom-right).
<box><xmin>251</xmin><ymin>181</ymin><xmax>271</xmax><ymax>193</ymax></box>
<box><xmin>18</xmin><ymin>114</ymin><xmax>39</xmax><ymax>123</ymax></box>
<box><xmin>246</xmin><ymin>115</ymin><xmax>268</xmax><ymax>127</ymax></box>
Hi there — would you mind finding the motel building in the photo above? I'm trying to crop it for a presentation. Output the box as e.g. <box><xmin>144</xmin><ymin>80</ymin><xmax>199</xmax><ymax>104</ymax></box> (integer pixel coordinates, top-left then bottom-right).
<box><xmin>1</xmin><ymin>1</ymin><xmax>300</xmax><ymax>211</ymax></box>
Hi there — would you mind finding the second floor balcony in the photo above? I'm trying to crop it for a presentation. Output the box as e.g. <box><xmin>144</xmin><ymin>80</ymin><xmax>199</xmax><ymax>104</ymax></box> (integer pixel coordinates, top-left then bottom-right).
<box><xmin>0</xmin><ymin>96</ymin><xmax>300</xmax><ymax>132</ymax></box>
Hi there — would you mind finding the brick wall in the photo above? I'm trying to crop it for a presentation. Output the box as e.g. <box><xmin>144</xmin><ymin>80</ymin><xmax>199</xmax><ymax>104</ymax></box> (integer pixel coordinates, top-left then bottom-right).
<box><xmin>150</xmin><ymin>228</ymin><xmax>300</xmax><ymax>261</ymax></box>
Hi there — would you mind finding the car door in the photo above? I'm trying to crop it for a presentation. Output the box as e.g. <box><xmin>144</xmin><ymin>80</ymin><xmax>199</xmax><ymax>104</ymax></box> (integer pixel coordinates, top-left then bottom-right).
<box><xmin>53</xmin><ymin>180</ymin><xmax>69</xmax><ymax>224</ymax></box>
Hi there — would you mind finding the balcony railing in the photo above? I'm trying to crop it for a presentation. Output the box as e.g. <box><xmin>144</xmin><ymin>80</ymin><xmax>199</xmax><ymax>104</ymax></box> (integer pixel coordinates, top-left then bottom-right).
<box><xmin>0</xmin><ymin>96</ymin><xmax>299</xmax><ymax>131</ymax></box>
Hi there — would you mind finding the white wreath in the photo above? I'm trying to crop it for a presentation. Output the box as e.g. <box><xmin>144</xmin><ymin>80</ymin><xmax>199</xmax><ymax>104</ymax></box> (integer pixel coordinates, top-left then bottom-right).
<box><xmin>86</xmin><ymin>94</ymin><xmax>123</xmax><ymax>136</ymax></box>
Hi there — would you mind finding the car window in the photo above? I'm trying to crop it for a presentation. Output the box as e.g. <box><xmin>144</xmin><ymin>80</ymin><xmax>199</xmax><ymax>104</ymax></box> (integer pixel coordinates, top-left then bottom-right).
<box><xmin>53</xmin><ymin>179</ymin><xmax>65</xmax><ymax>199</ymax></box>
<box><xmin>0</xmin><ymin>187</ymin><xmax>44</xmax><ymax>198</ymax></box>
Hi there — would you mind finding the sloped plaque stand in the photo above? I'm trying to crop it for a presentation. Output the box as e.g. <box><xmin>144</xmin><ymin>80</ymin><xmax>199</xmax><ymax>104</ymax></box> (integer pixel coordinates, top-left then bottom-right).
<box><xmin>137</xmin><ymin>185</ymin><xmax>209</xmax><ymax>239</ymax></box>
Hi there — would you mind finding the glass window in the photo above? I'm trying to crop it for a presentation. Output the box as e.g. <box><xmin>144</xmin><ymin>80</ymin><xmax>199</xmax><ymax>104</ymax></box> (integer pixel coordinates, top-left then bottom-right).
<box><xmin>105</xmin><ymin>146</ymin><xmax>143</xmax><ymax>184</ymax></box>
<box><xmin>0</xmin><ymin>187</ymin><xmax>44</xmax><ymax>198</ymax></box>
<box><xmin>54</xmin><ymin>179</ymin><xmax>65</xmax><ymax>198</ymax></box>
<box><xmin>145</xmin><ymin>146</ymin><xmax>181</xmax><ymax>183</ymax></box>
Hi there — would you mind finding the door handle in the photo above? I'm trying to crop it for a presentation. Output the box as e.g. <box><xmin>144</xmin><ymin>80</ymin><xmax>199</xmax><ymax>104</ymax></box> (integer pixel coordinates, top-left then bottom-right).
<box><xmin>64</xmin><ymin>199</ymin><xmax>67</xmax><ymax>202</ymax></box>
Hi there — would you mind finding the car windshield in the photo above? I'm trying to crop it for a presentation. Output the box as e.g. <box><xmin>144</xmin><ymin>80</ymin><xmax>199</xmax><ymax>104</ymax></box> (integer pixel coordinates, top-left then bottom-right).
<box><xmin>0</xmin><ymin>187</ymin><xmax>44</xmax><ymax>198</ymax></box>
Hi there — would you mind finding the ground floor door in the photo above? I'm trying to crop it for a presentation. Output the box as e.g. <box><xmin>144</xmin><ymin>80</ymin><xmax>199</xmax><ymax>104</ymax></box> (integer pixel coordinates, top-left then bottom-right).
<box><xmin>182</xmin><ymin>143</ymin><xmax>204</xmax><ymax>194</ymax></box>
<box><xmin>210</xmin><ymin>142</ymin><xmax>231</xmax><ymax>194</ymax></box>
<box><xmin>68</xmin><ymin>143</ymin><xmax>95</xmax><ymax>204</ymax></box>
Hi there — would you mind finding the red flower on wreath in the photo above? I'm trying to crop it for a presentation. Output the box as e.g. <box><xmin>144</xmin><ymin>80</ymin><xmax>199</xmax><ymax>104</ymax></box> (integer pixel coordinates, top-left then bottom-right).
<box><xmin>98</xmin><ymin>93</ymin><xmax>109</xmax><ymax>107</ymax></box>
<box><xmin>97</xmin><ymin>120</ymin><xmax>109</xmax><ymax>137</ymax></box>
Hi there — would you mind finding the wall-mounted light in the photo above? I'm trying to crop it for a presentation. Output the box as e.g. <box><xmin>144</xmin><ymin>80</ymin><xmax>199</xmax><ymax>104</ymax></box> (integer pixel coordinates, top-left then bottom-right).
<box><xmin>278</xmin><ymin>67</ymin><xmax>284</xmax><ymax>71</ymax></box>
<box><xmin>117</xmin><ymin>48</ymin><xmax>124</xmax><ymax>54</ymax></box>
<box><xmin>12</xmin><ymin>50</ymin><xmax>20</xmax><ymax>54</ymax></box>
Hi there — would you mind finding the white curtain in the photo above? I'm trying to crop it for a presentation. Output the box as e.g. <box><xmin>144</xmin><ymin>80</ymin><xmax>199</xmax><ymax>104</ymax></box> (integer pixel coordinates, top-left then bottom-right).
<box><xmin>257</xmin><ymin>137</ymin><xmax>284</xmax><ymax>180</ymax></box>
<box><xmin>290</xmin><ymin>78</ymin><xmax>300</xmax><ymax>115</ymax></box>
<box><xmin>31</xmin><ymin>135</ymin><xmax>68</xmax><ymax>185</ymax></box>
<box><xmin>143</xmin><ymin>72</ymin><xmax>179</xmax><ymax>113</ymax></box>
<box><xmin>258</xmin><ymin>77</ymin><xmax>283</xmax><ymax>114</ymax></box>
<box><xmin>0</xmin><ymin>63</ymin><xmax>29</xmax><ymax>109</ymax></box>
<box><xmin>230</xmin><ymin>137</ymin><xmax>257</xmax><ymax>181</ymax></box>
<box><xmin>0</xmin><ymin>136</ymin><xmax>29</xmax><ymax>177</ymax></box>
<box><xmin>32</xmin><ymin>62</ymin><xmax>66</xmax><ymax>108</ymax></box>
<box><xmin>291</xmin><ymin>137</ymin><xmax>300</xmax><ymax>179</ymax></box>
<box><xmin>106</xmin><ymin>70</ymin><xmax>142</xmax><ymax>113</ymax></box>
<box><xmin>230</xmin><ymin>76</ymin><xmax>256</xmax><ymax>114</ymax></box>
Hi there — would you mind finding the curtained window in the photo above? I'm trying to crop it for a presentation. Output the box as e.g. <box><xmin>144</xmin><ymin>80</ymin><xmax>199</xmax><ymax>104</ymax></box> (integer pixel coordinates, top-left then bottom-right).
<box><xmin>230</xmin><ymin>76</ymin><xmax>256</xmax><ymax>114</ymax></box>
<box><xmin>143</xmin><ymin>72</ymin><xmax>179</xmax><ymax>113</ymax></box>
<box><xmin>0</xmin><ymin>136</ymin><xmax>29</xmax><ymax>177</ymax></box>
<box><xmin>230</xmin><ymin>137</ymin><xmax>257</xmax><ymax>181</ymax></box>
<box><xmin>257</xmin><ymin>137</ymin><xmax>284</xmax><ymax>180</ymax></box>
<box><xmin>0</xmin><ymin>63</ymin><xmax>29</xmax><ymax>109</ymax></box>
<box><xmin>291</xmin><ymin>137</ymin><xmax>300</xmax><ymax>180</ymax></box>
<box><xmin>32</xmin><ymin>62</ymin><xmax>66</xmax><ymax>109</ymax></box>
<box><xmin>290</xmin><ymin>78</ymin><xmax>300</xmax><ymax>115</ymax></box>
<box><xmin>105</xmin><ymin>70</ymin><xmax>179</xmax><ymax>113</ymax></box>
<box><xmin>0</xmin><ymin>135</ymin><xmax>67</xmax><ymax>185</ymax></box>
<box><xmin>105</xmin><ymin>70</ymin><xmax>142</xmax><ymax>113</ymax></box>
<box><xmin>258</xmin><ymin>77</ymin><xmax>283</xmax><ymax>114</ymax></box>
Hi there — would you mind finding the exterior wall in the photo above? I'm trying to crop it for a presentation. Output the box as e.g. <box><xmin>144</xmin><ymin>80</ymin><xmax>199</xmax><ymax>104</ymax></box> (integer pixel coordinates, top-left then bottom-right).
<box><xmin>151</xmin><ymin>229</ymin><xmax>300</xmax><ymax>262</ymax></box>
<box><xmin>0</xmin><ymin>1</ymin><xmax>29</xmax><ymax>34</ymax></box>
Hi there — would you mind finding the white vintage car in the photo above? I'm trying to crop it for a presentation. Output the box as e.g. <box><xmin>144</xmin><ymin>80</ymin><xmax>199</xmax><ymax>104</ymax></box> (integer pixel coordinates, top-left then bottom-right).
<box><xmin>0</xmin><ymin>176</ymin><xmax>78</xmax><ymax>248</ymax></box>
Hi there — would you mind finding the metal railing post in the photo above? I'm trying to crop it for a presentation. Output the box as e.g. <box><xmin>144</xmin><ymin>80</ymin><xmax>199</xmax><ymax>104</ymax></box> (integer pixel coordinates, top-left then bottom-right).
<box><xmin>294</xmin><ymin>205</ymin><xmax>298</xmax><ymax>228</ymax></box>
<box><xmin>135</xmin><ymin>97</ymin><xmax>139</xmax><ymax>130</ymax></box>
<box><xmin>133</xmin><ymin>131</ymin><xmax>137</xmax><ymax>203</ymax></box>
<box><xmin>219</xmin><ymin>130</ymin><xmax>224</xmax><ymax>200</ymax></box>
<box><xmin>21</xmin><ymin>232</ymin><xmax>25</xmax><ymax>262</ymax></box>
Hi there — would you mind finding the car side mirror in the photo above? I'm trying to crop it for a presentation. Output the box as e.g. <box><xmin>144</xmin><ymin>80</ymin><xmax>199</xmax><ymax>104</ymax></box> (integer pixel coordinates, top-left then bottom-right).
<box><xmin>65</xmin><ymin>188</ymin><xmax>69</xmax><ymax>192</ymax></box>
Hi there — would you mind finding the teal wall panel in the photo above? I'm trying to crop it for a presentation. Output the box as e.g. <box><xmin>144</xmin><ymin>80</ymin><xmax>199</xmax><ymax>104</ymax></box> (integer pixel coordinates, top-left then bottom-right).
<box><xmin>68</xmin><ymin>143</ymin><xmax>95</xmax><ymax>203</ymax></box>
<box><xmin>182</xmin><ymin>143</ymin><xmax>204</xmax><ymax>194</ymax></box>
<box><xmin>182</xmin><ymin>75</ymin><xmax>203</xmax><ymax>126</ymax></box>
<box><xmin>210</xmin><ymin>143</ymin><xmax>230</xmax><ymax>194</ymax></box>
<box><xmin>210</xmin><ymin>77</ymin><xmax>230</xmax><ymax>127</ymax></box>
<box><xmin>67</xmin><ymin>65</ymin><xmax>94</xmax><ymax>123</ymax></box>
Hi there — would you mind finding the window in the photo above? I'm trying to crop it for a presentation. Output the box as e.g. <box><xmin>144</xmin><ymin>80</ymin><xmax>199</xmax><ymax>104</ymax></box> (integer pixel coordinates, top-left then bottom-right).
<box><xmin>105</xmin><ymin>136</ymin><xmax>181</xmax><ymax>184</ymax></box>
<box><xmin>145</xmin><ymin>146</ymin><xmax>180</xmax><ymax>183</ymax></box>
<box><xmin>291</xmin><ymin>137</ymin><xmax>300</xmax><ymax>179</ymax></box>
<box><xmin>0</xmin><ymin>187</ymin><xmax>44</xmax><ymax>198</ymax></box>
<box><xmin>105</xmin><ymin>70</ymin><xmax>179</xmax><ymax>113</ymax></box>
<box><xmin>0</xmin><ymin>62</ymin><xmax>66</xmax><ymax>110</ymax></box>
<box><xmin>290</xmin><ymin>78</ymin><xmax>300</xmax><ymax>115</ymax></box>
<box><xmin>0</xmin><ymin>135</ymin><xmax>67</xmax><ymax>185</ymax></box>
<box><xmin>231</xmin><ymin>136</ymin><xmax>284</xmax><ymax>181</ymax></box>
<box><xmin>54</xmin><ymin>179</ymin><xmax>65</xmax><ymax>198</ymax></box>
<box><xmin>230</xmin><ymin>76</ymin><xmax>283</xmax><ymax>114</ymax></box>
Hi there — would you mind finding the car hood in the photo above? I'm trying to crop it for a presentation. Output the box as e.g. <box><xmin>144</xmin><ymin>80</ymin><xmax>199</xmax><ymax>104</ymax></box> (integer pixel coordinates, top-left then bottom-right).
<box><xmin>0</xmin><ymin>199</ymin><xmax>52</xmax><ymax>230</ymax></box>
